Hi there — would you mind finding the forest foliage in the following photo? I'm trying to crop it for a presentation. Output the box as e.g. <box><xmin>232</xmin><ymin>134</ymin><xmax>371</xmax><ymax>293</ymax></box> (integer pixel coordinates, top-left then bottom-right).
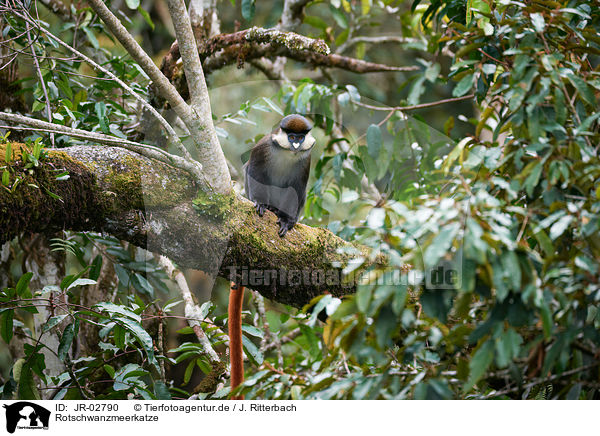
<box><xmin>1</xmin><ymin>0</ymin><xmax>599</xmax><ymax>400</ymax></box>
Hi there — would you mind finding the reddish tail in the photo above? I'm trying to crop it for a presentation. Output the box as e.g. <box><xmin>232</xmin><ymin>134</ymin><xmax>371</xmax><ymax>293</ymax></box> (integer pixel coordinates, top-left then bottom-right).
<box><xmin>228</xmin><ymin>282</ymin><xmax>245</xmax><ymax>399</ymax></box>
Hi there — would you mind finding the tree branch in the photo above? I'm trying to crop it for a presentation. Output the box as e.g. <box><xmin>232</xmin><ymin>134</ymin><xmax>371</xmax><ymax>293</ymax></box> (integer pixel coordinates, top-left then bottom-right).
<box><xmin>157</xmin><ymin>255</ymin><xmax>220</xmax><ymax>363</ymax></box>
<box><xmin>14</xmin><ymin>11</ymin><xmax>191</xmax><ymax>163</ymax></box>
<box><xmin>85</xmin><ymin>0</ymin><xmax>231</xmax><ymax>194</ymax></box>
<box><xmin>0</xmin><ymin>111</ymin><xmax>204</xmax><ymax>182</ymax></box>
<box><xmin>161</xmin><ymin>26</ymin><xmax>415</xmax><ymax>81</ymax></box>
<box><xmin>279</xmin><ymin>0</ymin><xmax>311</xmax><ymax>31</ymax></box>
<box><xmin>0</xmin><ymin>143</ymin><xmax>377</xmax><ymax>308</ymax></box>
<box><xmin>352</xmin><ymin>94</ymin><xmax>476</xmax><ymax>112</ymax></box>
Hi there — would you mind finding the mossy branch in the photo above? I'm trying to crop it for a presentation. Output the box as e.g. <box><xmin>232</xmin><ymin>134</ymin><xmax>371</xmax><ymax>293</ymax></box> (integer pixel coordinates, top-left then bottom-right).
<box><xmin>0</xmin><ymin>143</ymin><xmax>378</xmax><ymax>308</ymax></box>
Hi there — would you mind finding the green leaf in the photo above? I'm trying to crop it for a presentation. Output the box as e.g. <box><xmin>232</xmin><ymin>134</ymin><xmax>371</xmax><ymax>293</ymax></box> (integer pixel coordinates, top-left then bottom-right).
<box><xmin>5</xmin><ymin>142</ymin><xmax>12</xmax><ymax>163</ymax></box>
<box><xmin>375</xmin><ymin>306</ymin><xmax>396</xmax><ymax>348</ymax></box>
<box><xmin>16</xmin><ymin>272</ymin><xmax>33</xmax><ymax>297</ymax></box>
<box><xmin>132</xmin><ymin>273</ymin><xmax>154</xmax><ymax>297</ymax></box>
<box><xmin>308</xmin><ymin>294</ymin><xmax>333</xmax><ymax>326</ymax></box>
<box><xmin>115</xmin><ymin>316</ymin><xmax>155</xmax><ymax>362</ymax></box>
<box><xmin>540</xmin><ymin>301</ymin><xmax>553</xmax><ymax>338</ymax></box>
<box><xmin>424</xmin><ymin>222</ymin><xmax>460</xmax><ymax>266</ymax></box>
<box><xmin>58</xmin><ymin>320</ymin><xmax>79</xmax><ymax>361</ymax></box>
<box><xmin>241</xmin><ymin>324</ymin><xmax>263</xmax><ymax>338</ymax></box>
<box><xmin>95</xmin><ymin>102</ymin><xmax>109</xmax><ymax>133</ymax></box>
<box><xmin>94</xmin><ymin>302</ymin><xmax>141</xmax><ymax>322</ymax></box>
<box><xmin>358</xmin><ymin>145</ymin><xmax>379</xmax><ymax>182</ymax></box>
<box><xmin>495</xmin><ymin>328</ymin><xmax>522</xmax><ymax>368</ymax></box>
<box><xmin>299</xmin><ymin>324</ymin><xmax>321</xmax><ymax>360</ymax></box>
<box><xmin>366</xmin><ymin>124</ymin><xmax>382</xmax><ymax>159</ymax></box>
<box><xmin>42</xmin><ymin>314</ymin><xmax>67</xmax><ymax>333</ymax></box>
<box><xmin>567</xmin><ymin>73</ymin><xmax>596</xmax><ymax>106</ymax></box>
<box><xmin>242</xmin><ymin>335</ymin><xmax>264</xmax><ymax>365</ymax></box>
<box><xmin>1</xmin><ymin>309</ymin><xmax>14</xmax><ymax>343</ymax></box>
<box><xmin>425</xmin><ymin>63</ymin><xmax>441</xmax><ymax>83</ymax></box>
<box><xmin>554</xmin><ymin>88</ymin><xmax>566</xmax><ymax>124</ymax></box>
<box><xmin>549</xmin><ymin>215</ymin><xmax>573</xmax><ymax>240</ymax></box>
<box><xmin>330</xmin><ymin>5</ymin><xmax>348</xmax><ymax>28</ymax></box>
<box><xmin>113</xmin><ymin>324</ymin><xmax>126</xmax><ymax>349</ymax></box>
<box><xmin>32</xmin><ymin>100</ymin><xmax>46</xmax><ymax>112</ymax></box>
<box><xmin>103</xmin><ymin>364</ymin><xmax>115</xmax><ymax>378</ymax></box>
<box><xmin>196</xmin><ymin>358</ymin><xmax>212</xmax><ymax>374</ymax></box>
<box><xmin>89</xmin><ymin>255</ymin><xmax>103</xmax><ymax>281</ymax></box>
<box><xmin>17</xmin><ymin>363</ymin><xmax>40</xmax><ymax>400</ymax></box>
<box><xmin>408</xmin><ymin>76</ymin><xmax>426</xmax><ymax>105</ymax></box>
<box><xmin>183</xmin><ymin>360</ymin><xmax>195</xmax><ymax>385</ymax></box>
<box><xmin>82</xmin><ymin>26</ymin><xmax>99</xmax><ymax>49</ymax></box>
<box><xmin>154</xmin><ymin>380</ymin><xmax>171</xmax><ymax>399</ymax></box>
<box><xmin>355</xmin><ymin>284</ymin><xmax>373</xmax><ymax>313</ymax></box>
<box><xmin>304</xmin><ymin>15</ymin><xmax>328</xmax><ymax>30</ymax></box>
<box><xmin>530</xmin><ymin>13</ymin><xmax>545</xmax><ymax>32</ymax></box>
<box><xmin>524</xmin><ymin>161</ymin><xmax>543</xmax><ymax>197</ymax></box>
<box><xmin>67</xmin><ymin>278</ymin><xmax>97</xmax><ymax>290</ymax></box>
<box><xmin>137</xmin><ymin>6</ymin><xmax>155</xmax><ymax>30</ymax></box>
<box><xmin>453</xmin><ymin>73</ymin><xmax>474</xmax><ymax>97</ymax></box>
<box><xmin>241</xmin><ymin>0</ymin><xmax>255</xmax><ymax>21</ymax></box>
<box><xmin>464</xmin><ymin>339</ymin><xmax>494</xmax><ymax>392</ymax></box>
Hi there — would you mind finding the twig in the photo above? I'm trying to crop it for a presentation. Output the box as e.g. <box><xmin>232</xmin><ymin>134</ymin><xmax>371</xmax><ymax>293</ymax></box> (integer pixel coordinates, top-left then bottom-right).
<box><xmin>25</xmin><ymin>22</ymin><xmax>54</xmax><ymax>147</ymax></box>
<box><xmin>263</xmin><ymin>327</ymin><xmax>301</xmax><ymax>352</ymax></box>
<box><xmin>157</xmin><ymin>255</ymin><xmax>220</xmax><ymax>364</ymax></box>
<box><xmin>253</xmin><ymin>291</ymin><xmax>283</xmax><ymax>366</ymax></box>
<box><xmin>482</xmin><ymin>362</ymin><xmax>600</xmax><ymax>399</ymax></box>
<box><xmin>352</xmin><ymin>93</ymin><xmax>475</xmax><ymax>112</ymax></box>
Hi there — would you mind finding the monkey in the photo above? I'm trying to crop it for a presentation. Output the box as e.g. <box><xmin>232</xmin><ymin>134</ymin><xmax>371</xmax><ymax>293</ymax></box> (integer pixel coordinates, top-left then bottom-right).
<box><xmin>227</xmin><ymin>115</ymin><xmax>315</xmax><ymax>399</ymax></box>
<box><xmin>244</xmin><ymin>114</ymin><xmax>316</xmax><ymax>237</ymax></box>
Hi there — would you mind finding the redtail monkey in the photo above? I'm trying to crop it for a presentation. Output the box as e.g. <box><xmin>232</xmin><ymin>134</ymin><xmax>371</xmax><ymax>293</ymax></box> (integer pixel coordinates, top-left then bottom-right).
<box><xmin>229</xmin><ymin>115</ymin><xmax>315</xmax><ymax>398</ymax></box>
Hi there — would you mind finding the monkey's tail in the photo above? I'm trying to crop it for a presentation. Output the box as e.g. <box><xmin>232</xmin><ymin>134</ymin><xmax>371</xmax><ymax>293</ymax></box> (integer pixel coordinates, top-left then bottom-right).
<box><xmin>228</xmin><ymin>282</ymin><xmax>245</xmax><ymax>400</ymax></box>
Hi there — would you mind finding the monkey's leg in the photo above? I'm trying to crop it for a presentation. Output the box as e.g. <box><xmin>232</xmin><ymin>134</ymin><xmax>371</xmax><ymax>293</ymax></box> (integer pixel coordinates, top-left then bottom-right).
<box><xmin>228</xmin><ymin>282</ymin><xmax>245</xmax><ymax>399</ymax></box>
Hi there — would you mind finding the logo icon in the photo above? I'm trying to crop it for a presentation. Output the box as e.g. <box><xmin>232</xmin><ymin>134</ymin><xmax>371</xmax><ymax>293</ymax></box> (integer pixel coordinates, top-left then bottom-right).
<box><xmin>3</xmin><ymin>402</ymin><xmax>50</xmax><ymax>433</ymax></box>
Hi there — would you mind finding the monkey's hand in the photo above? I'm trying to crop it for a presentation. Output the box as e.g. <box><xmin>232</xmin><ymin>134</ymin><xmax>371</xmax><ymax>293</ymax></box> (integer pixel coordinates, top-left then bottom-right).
<box><xmin>276</xmin><ymin>216</ymin><xmax>296</xmax><ymax>238</ymax></box>
<box><xmin>254</xmin><ymin>202</ymin><xmax>267</xmax><ymax>217</ymax></box>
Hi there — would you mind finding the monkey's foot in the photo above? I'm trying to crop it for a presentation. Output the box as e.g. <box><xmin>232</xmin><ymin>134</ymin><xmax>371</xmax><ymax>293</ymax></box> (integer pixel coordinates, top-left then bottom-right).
<box><xmin>277</xmin><ymin>218</ymin><xmax>296</xmax><ymax>238</ymax></box>
<box><xmin>255</xmin><ymin>203</ymin><xmax>267</xmax><ymax>217</ymax></box>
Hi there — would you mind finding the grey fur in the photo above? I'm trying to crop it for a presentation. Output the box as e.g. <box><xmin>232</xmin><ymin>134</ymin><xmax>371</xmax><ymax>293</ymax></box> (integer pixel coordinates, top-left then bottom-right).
<box><xmin>244</xmin><ymin>115</ymin><xmax>314</xmax><ymax>237</ymax></box>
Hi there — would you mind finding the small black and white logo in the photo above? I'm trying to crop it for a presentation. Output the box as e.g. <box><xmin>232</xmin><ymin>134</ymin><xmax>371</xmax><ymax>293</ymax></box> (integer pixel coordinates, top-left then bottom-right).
<box><xmin>3</xmin><ymin>402</ymin><xmax>50</xmax><ymax>433</ymax></box>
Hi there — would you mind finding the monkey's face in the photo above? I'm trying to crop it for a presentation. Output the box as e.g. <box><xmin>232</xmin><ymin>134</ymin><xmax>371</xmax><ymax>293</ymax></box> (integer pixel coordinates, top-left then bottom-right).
<box><xmin>272</xmin><ymin>128</ymin><xmax>315</xmax><ymax>153</ymax></box>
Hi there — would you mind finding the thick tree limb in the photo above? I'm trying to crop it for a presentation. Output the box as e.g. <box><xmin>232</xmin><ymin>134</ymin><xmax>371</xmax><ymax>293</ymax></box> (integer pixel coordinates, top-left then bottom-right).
<box><xmin>161</xmin><ymin>26</ymin><xmax>415</xmax><ymax>81</ymax></box>
<box><xmin>0</xmin><ymin>144</ymin><xmax>376</xmax><ymax>308</ymax></box>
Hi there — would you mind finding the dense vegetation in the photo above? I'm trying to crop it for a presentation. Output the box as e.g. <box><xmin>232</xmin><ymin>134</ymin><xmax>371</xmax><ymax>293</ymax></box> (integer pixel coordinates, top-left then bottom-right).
<box><xmin>0</xmin><ymin>0</ymin><xmax>599</xmax><ymax>400</ymax></box>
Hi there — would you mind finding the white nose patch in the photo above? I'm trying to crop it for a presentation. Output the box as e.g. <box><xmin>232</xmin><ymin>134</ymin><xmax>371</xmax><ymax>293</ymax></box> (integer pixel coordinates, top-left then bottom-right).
<box><xmin>292</xmin><ymin>143</ymin><xmax>300</xmax><ymax>149</ymax></box>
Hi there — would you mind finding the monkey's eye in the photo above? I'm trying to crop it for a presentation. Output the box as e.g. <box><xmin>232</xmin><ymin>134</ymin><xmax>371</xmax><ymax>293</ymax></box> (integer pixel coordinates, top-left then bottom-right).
<box><xmin>288</xmin><ymin>133</ymin><xmax>305</xmax><ymax>144</ymax></box>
